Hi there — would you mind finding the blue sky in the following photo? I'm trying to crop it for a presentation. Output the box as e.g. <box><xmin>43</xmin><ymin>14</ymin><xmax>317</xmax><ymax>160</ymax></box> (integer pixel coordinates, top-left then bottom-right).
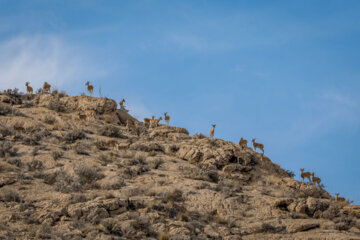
<box><xmin>0</xmin><ymin>0</ymin><xmax>359</xmax><ymax>203</ymax></box>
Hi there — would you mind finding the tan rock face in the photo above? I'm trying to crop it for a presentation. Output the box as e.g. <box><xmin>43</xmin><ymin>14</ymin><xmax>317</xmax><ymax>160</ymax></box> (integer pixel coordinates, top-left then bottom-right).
<box><xmin>0</xmin><ymin>92</ymin><xmax>358</xmax><ymax>240</ymax></box>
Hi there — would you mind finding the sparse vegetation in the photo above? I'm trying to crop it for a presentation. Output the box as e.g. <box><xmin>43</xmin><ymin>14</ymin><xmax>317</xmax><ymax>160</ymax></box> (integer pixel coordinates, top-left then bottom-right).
<box><xmin>63</xmin><ymin>130</ymin><xmax>86</xmax><ymax>143</ymax></box>
<box><xmin>98</xmin><ymin>153</ymin><xmax>113</xmax><ymax>166</ymax></box>
<box><xmin>0</xmin><ymin>141</ymin><xmax>18</xmax><ymax>157</ymax></box>
<box><xmin>0</xmin><ymin>189</ymin><xmax>21</xmax><ymax>202</ymax></box>
<box><xmin>152</xmin><ymin>158</ymin><xmax>164</xmax><ymax>169</ymax></box>
<box><xmin>98</xmin><ymin>125</ymin><xmax>126</xmax><ymax>138</ymax></box>
<box><xmin>27</xmin><ymin>159</ymin><xmax>43</xmax><ymax>171</ymax></box>
<box><xmin>51</xmin><ymin>150</ymin><xmax>63</xmax><ymax>160</ymax></box>
<box><xmin>0</xmin><ymin>103</ymin><xmax>13</xmax><ymax>115</ymax></box>
<box><xmin>74</xmin><ymin>165</ymin><xmax>104</xmax><ymax>185</ymax></box>
<box><xmin>0</xmin><ymin>89</ymin><xmax>358</xmax><ymax>239</ymax></box>
<box><xmin>73</xmin><ymin>142</ymin><xmax>89</xmax><ymax>155</ymax></box>
<box><xmin>42</xmin><ymin>114</ymin><xmax>56</xmax><ymax>124</ymax></box>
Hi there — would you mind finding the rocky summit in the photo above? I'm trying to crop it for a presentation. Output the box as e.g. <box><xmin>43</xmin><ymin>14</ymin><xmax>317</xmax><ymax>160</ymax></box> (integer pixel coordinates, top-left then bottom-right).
<box><xmin>0</xmin><ymin>89</ymin><xmax>359</xmax><ymax>240</ymax></box>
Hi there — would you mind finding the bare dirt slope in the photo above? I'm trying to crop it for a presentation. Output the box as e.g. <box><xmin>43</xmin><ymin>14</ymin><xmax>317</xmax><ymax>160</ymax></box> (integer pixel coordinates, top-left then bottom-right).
<box><xmin>0</xmin><ymin>89</ymin><xmax>359</xmax><ymax>240</ymax></box>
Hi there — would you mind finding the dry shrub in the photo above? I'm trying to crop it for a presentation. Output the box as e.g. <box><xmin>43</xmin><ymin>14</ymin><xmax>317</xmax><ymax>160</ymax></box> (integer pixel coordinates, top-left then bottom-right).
<box><xmin>98</xmin><ymin>125</ymin><xmax>126</xmax><ymax>138</ymax></box>
<box><xmin>0</xmin><ymin>141</ymin><xmax>18</xmax><ymax>157</ymax></box>
<box><xmin>20</xmin><ymin>101</ymin><xmax>34</xmax><ymax>108</ymax></box>
<box><xmin>0</xmin><ymin>189</ymin><xmax>21</xmax><ymax>202</ymax></box>
<box><xmin>22</xmin><ymin>136</ymin><xmax>39</xmax><ymax>146</ymax></box>
<box><xmin>74</xmin><ymin>165</ymin><xmax>104</xmax><ymax>185</ymax></box>
<box><xmin>69</xmin><ymin>193</ymin><xmax>89</xmax><ymax>203</ymax></box>
<box><xmin>152</xmin><ymin>158</ymin><xmax>164</xmax><ymax>169</ymax></box>
<box><xmin>193</xmin><ymin>133</ymin><xmax>206</xmax><ymax>139</ymax></box>
<box><xmin>48</xmin><ymin>98</ymin><xmax>65</xmax><ymax>112</ymax></box>
<box><xmin>165</xmin><ymin>189</ymin><xmax>184</xmax><ymax>203</ymax></box>
<box><xmin>51</xmin><ymin>150</ymin><xmax>63</xmax><ymax>160</ymax></box>
<box><xmin>0</xmin><ymin>103</ymin><xmax>13</xmax><ymax>115</ymax></box>
<box><xmin>98</xmin><ymin>153</ymin><xmax>113</xmax><ymax>166</ymax></box>
<box><xmin>94</xmin><ymin>140</ymin><xmax>108</xmax><ymax>151</ymax></box>
<box><xmin>73</xmin><ymin>142</ymin><xmax>90</xmax><ymax>155</ymax></box>
<box><xmin>27</xmin><ymin>159</ymin><xmax>43</xmax><ymax>171</ymax></box>
<box><xmin>42</xmin><ymin>114</ymin><xmax>56</xmax><ymax>124</ymax></box>
<box><xmin>7</xmin><ymin>158</ymin><xmax>22</xmax><ymax>167</ymax></box>
<box><xmin>180</xmin><ymin>166</ymin><xmax>219</xmax><ymax>183</ymax></box>
<box><xmin>63</xmin><ymin>130</ymin><xmax>86</xmax><ymax>143</ymax></box>
<box><xmin>0</xmin><ymin>126</ymin><xmax>14</xmax><ymax>137</ymax></box>
<box><xmin>52</xmin><ymin>171</ymin><xmax>82</xmax><ymax>193</ymax></box>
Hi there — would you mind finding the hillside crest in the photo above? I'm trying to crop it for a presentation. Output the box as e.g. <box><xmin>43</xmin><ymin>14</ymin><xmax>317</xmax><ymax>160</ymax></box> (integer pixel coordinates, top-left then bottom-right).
<box><xmin>0</xmin><ymin>90</ymin><xmax>359</xmax><ymax>239</ymax></box>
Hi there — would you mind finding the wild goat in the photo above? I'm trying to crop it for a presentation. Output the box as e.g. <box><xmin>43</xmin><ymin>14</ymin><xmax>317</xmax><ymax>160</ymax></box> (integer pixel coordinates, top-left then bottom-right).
<box><xmin>209</xmin><ymin>124</ymin><xmax>216</xmax><ymax>138</ymax></box>
<box><xmin>78</xmin><ymin>112</ymin><xmax>87</xmax><ymax>121</ymax></box>
<box><xmin>150</xmin><ymin>116</ymin><xmax>162</xmax><ymax>128</ymax></box>
<box><xmin>164</xmin><ymin>112</ymin><xmax>170</xmax><ymax>125</ymax></box>
<box><xmin>335</xmin><ymin>193</ymin><xmax>346</xmax><ymax>202</ymax></box>
<box><xmin>143</xmin><ymin>116</ymin><xmax>155</xmax><ymax>127</ymax></box>
<box><xmin>119</xmin><ymin>99</ymin><xmax>125</xmax><ymax>109</ymax></box>
<box><xmin>25</xmin><ymin>82</ymin><xmax>33</xmax><ymax>94</ymax></box>
<box><xmin>311</xmin><ymin>172</ymin><xmax>321</xmax><ymax>187</ymax></box>
<box><xmin>239</xmin><ymin>137</ymin><xmax>247</xmax><ymax>148</ymax></box>
<box><xmin>300</xmin><ymin>168</ymin><xmax>312</xmax><ymax>184</ymax></box>
<box><xmin>43</xmin><ymin>82</ymin><xmax>51</xmax><ymax>93</ymax></box>
<box><xmin>252</xmin><ymin>139</ymin><xmax>264</xmax><ymax>154</ymax></box>
<box><xmin>85</xmin><ymin>81</ymin><xmax>94</xmax><ymax>96</ymax></box>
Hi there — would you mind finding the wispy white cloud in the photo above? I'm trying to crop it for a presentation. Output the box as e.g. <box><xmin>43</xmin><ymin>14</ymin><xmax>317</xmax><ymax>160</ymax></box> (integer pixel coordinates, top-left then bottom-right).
<box><xmin>166</xmin><ymin>33</ymin><xmax>231</xmax><ymax>52</ymax></box>
<box><xmin>0</xmin><ymin>35</ymin><xmax>102</xmax><ymax>92</ymax></box>
<box><xmin>321</xmin><ymin>91</ymin><xmax>357</xmax><ymax>107</ymax></box>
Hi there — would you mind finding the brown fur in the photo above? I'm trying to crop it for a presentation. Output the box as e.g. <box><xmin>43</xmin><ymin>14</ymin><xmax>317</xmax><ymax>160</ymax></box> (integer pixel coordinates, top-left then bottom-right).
<box><xmin>150</xmin><ymin>116</ymin><xmax>162</xmax><ymax>128</ymax></box>
<box><xmin>239</xmin><ymin>137</ymin><xmax>247</xmax><ymax>148</ymax></box>
<box><xmin>25</xmin><ymin>82</ymin><xmax>33</xmax><ymax>94</ymax></box>
<box><xmin>311</xmin><ymin>172</ymin><xmax>321</xmax><ymax>187</ymax></box>
<box><xmin>42</xmin><ymin>82</ymin><xmax>51</xmax><ymax>93</ymax></box>
<box><xmin>78</xmin><ymin>112</ymin><xmax>87</xmax><ymax>121</ymax></box>
<box><xmin>300</xmin><ymin>168</ymin><xmax>311</xmax><ymax>184</ymax></box>
<box><xmin>85</xmin><ymin>81</ymin><xmax>94</xmax><ymax>96</ymax></box>
<box><xmin>209</xmin><ymin>124</ymin><xmax>216</xmax><ymax>138</ymax></box>
<box><xmin>335</xmin><ymin>193</ymin><xmax>346</xmax><ymax>202</ymax></box>
<box><xmin>252</xmin><ymin>139</ymin><xmax>264</xmax><ymax>154</ymax></box>
<box><xmin>164</xmin><ymin>112</ymin><xmax>170</xmax><ymax>125</ymax></box>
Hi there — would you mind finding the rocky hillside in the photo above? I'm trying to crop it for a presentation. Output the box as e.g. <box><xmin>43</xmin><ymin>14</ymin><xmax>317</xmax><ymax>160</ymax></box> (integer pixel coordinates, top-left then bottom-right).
<box><xmin>0</xmin><ymin>89</ymin><xmax>359</xmax><ymax>240</ymax></box>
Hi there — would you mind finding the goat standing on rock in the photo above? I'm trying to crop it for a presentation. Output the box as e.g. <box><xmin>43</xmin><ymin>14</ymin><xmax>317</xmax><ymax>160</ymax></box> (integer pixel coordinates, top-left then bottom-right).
<box><xmin>43</xmin><ymin>82</ymin><xmax>51</xmax><ymax>93</ymax></box>
<box><xmin>86</xmin><ymin>81</ymin><xmax>94</xmax><ymax>96</ymax></box>
<box><xmin>25</xmin><ymin>82</ymin><xmax>33</xmax><ymax>95</ymax></box>
<box><xmin>239</xmin><ymin>137</ymin><xmax>247</xmax><ymax>149</ymax></box>
<box><xmin>311</xmin><ymin>172</ymin><xmax>321</xmax><ymax>187</ymax></box>
<box><xmin>209</xmin><ymin>124</ymin><xmax>216</xmax><ymax>138</ymax></box>
<box><xmin>300</xmin><ymin>168</ymin><xmax>312</xmax><ymax>184</ymax></box>
<box><xmin>252</xmin><ymin>138</ymin><xmax>264</xmax><ymax>154</ymax></box>
<box><xmin>164</xmin><ymin>112</ymin><xmax>170</xmax><ymax>125</ymax></box>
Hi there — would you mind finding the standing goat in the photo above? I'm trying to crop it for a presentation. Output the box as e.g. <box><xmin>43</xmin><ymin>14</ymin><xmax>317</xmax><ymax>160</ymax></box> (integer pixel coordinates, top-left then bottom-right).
<box><xmin>25</xmin><ymin>82</ymin><xmax>33</xmax><ymax>94</ymax></box>
<box><xmin>335</xmin><ymin>193</ymin><xmax>346</xmax><ymax>202</ymax></box>
<box><xmin>119</xmin><ymin>99</ymin><xmax>125</xmax><ymax>109</ymax></box>
<box><xmin>85</xmin><ymin>81</ymin><xmax>94</xmax><ymax>96</ymax></box>
<box><xmin>150</xmin><ymin>116</ymin><xmax>162</xmax><ymax>128</ymax></box>
<box><xmin>252</xmin><ymin>139</ymin><xmax>264</xmax><ymax>154</ymax></box>
<box><xmin>43</xmin><ymin>82</ymin><xmax>51</xmax><ymax>93</ymax></box>
<box><xmin>239</xmin><ymin>137</ymin><xmax>247</xmax><ymax>149</ymax></box>
<box><xmin>164</xmin><ymin>112</ymin><xmax>170</xmax><ymax>125</ymax></box>
<box><xmin>311</xmin><ymin>172</ymin><xmax>321</xmax><ymax>187</ymax></box>
<box><xmin>143</xmin><ymin>116</ymin><xmax>155</xmax><ymax>128</ymax></box>
<box><xmin>300</xmin><ymin>168</ymin><xmax>312</xmax><ymax>184</ymax></box>
<box><xmin>209</xmin><ymin>124</ymin><xmax>216</xmax><ymax>138</ymax></box>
